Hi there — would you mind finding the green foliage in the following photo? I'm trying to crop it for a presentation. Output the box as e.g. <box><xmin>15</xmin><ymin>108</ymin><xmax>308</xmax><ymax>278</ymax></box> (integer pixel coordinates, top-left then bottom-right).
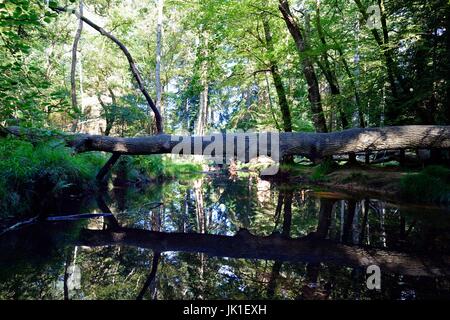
<box><xmin>400</xmin><ymin>166</ymin><xmax>450</xmax><ymax>203</ymax></box>
<box><xmin>121</xmin><ymin>155</ymin><xmax>202</xmax><ymax>180</ymax></box>
<box><xmin>311</xmin><ymin>159</ymin><xmax>337</xmax><ymax>181</ymax></box>
<box><xmin>0</xmin><ymin>137</ymin><xmax>105</xmax><ymax>217</ymax></box>
<box><xmin>341</xmin><ymin>172</ymin><xmax>370</xmax><ymax>184</ymax></box>
<box><xmin>0</xmin><ymin>0</ymin><xmax>68</xmax><ymax>126</ymax></box>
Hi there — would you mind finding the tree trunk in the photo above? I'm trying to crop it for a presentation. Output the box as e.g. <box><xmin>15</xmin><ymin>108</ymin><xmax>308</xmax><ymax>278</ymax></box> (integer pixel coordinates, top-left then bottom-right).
<box><xmin>97</xmin><ymin>95</ymin><xmax>111</xmax><ymax>136</ymax></box>
<box><xmin>70</xmin><ymin>0</ymin><xmax>83</xmax><ymax>133</ymax></box>
<box><xmin>445</xmin><ymin>4</ymin><xmax>450</xmax><ymax>124</ymax></box>
<box><xmin>354</xmin><ymin>0</ymin><xmax>404</xmax><ymax>125</ymax></box>
<box><xmin>340</xmin><ymin>51</ymin><xmax>365</xmax><ymax>128</ymax></box>
<box><xmin>155</xmin><ymin>0</ymin><xmax>164</xmax><ymax>131</ymax></box>
<box><xmin>262</xmin><ymin>16</ymin><xmax>293</xmax><ymax>133</ymax></box>
<box><xmin>278</xmin><ymin>0</ymin><xmax>328</xmax><ymax>133</ymax></box>
<box><xmin>315</xmin><ymin>2</ymin><xmax>349</xmax><ymax>130</ymax></box>
<box><xmin>196</xmin><ymin>31</ymin><xmax>209</xmax><ymax>136</ymax></box>
<box><xmin>3</xmin><ymin>126</ymin><xmax>449</xmax><ymax>162</ymax></box>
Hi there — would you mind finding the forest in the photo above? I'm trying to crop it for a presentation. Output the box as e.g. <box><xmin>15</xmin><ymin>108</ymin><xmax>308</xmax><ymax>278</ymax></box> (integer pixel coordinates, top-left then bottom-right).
<box><xmin>0</xmin><ymin>0</ymin><xmax>450</xmax><ymax>301</ymax></box>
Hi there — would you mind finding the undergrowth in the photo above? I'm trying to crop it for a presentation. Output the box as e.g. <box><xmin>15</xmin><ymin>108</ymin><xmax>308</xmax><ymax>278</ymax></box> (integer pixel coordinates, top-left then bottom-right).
<box><xmin>400</xmin><ymin>165</ymin><xmax>450</xmax><ymax>203</ymax></box>
<box><xmin>0</xmin><ymin>137</ymin><xmax>105</xmax><ymax>218</ymax></box>
<box><xmin>311</xmin><ymin>159</ymin><xmax>337</xmax><ymax>181</ymax></box>
<box><xmin>117</xmin><ymin>155</ymin><xmax>202</xmax><ymax>181</ymax></box>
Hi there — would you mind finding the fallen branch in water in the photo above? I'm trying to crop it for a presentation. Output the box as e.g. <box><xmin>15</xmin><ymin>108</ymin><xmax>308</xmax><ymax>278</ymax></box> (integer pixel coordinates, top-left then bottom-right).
<box><xmin>46</xmin><ymin>213</ymin><xmax>115</xmax><ymax>221</ymax></box>
<box><xmin>0</xmin><ymin>216</ymin><xmax>39</xmax><ymax>236</ymax></box>
<box><xmin>0</xmin><ymin>213</ymin><xmax>115</xmax><ymax>236</ymax></box>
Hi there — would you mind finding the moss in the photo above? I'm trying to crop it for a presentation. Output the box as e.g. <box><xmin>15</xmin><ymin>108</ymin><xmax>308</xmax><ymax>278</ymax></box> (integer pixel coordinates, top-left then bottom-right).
<box><xmin>400</xmin><ymin>165</ymin><xmax>450</xmax><ymax>203</ymax></box>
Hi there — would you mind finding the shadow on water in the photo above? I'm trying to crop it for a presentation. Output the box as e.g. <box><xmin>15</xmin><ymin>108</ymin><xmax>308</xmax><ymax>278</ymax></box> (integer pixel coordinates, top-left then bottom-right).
<box><xmin>1</xmin><ymin>173</ymin><xmax>450</xmax><ymax>300</ymax></box>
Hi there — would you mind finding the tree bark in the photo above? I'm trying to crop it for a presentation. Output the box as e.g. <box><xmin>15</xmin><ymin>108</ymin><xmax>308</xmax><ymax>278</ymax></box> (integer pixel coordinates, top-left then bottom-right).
<box><xmin>315</xmin><ymin>2</ymin><xmax>349</xmax><ymax>130</ymax></box>
<box><xmin>262</xmin><ymin>16</ymin><xmax>292</xmax><ymax>133</ymax></box>
<box><xmin>196</xmin><ymin>31</ymin><xmax>209</xmax><ymax>136</ymax></box>
<box><xmin>136</xmin><ymin>252</ymin><xmax>161</xmax><ymax>300</ymax></box>
<box><xmin>278</xmin><ymin>0</ymin><xmax>328</xmax><ymax>133</ymax></box>
<box><xmin>70</xmin><ymin>0</ymin><xmax>83</xmax><ymax>133</ymax></box>
<box><xmin>3</xmin><ymin>126</ymin><xmax>449</xmax><ymax>162</ymax></box>
<box><xmin>354</xmin><ymin>0</ymin><xmax>404</xmax><ymax>125</ymax></box>
<box><xmin>155</xmin><ymin>0</ymin><xmax>164</xmax><ymax>131</ymax></box>
<box><xmin>52</xmin><ymin>5</ymin><xmax>163</xmax><ymax>133</ymax></box>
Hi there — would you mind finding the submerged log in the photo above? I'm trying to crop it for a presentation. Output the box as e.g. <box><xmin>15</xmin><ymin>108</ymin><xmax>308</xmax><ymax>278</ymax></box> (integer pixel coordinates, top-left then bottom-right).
<box><xmin>77</xmin><ymin>228</ymin><xmax>450</xmax><ymax>277</ymax></box>
<box><xmin>2</xmin><ymin>126</ymin><xmax>450</xmax><ymax>161</ymax></box>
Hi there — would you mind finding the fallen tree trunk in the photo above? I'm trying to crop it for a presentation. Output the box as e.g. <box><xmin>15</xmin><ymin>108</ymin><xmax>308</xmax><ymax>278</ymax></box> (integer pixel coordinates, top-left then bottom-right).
<box><xmin>76</xmin><ymin>228</ymin><xmax>450</xmax><ymax>277</ymax></box>
<box><xmin>2</xmin><ymin>126</ymin><xmax>449</xmax><ymax>161</ymax></box>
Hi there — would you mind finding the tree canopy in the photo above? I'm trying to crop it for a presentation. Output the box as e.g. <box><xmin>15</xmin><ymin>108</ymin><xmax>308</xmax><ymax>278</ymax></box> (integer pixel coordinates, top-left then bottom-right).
<box><xmin>1</xmin><ymin>0</ymin><xmax>449</xmax><ymax>135</ymax></box>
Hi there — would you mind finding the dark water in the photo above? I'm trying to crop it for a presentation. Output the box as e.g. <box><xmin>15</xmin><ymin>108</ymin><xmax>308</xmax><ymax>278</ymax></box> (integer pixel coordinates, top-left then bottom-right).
<box><xmin>1</xmin><ymin>172</ymin><xmax>450</xmax><ymax>300</ymax></box>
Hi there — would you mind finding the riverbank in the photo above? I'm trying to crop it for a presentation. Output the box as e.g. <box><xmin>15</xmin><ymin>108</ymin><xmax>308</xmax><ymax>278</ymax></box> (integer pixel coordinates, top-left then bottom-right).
<box><xmin>279</xmin><ymin>163</ymin><xmax>450</xmax><ymax>205</ymax></box>
<box><xmin>0</xmin><ymin>138</ymin><xmax>202</xmax><ymax>220</ymax></box>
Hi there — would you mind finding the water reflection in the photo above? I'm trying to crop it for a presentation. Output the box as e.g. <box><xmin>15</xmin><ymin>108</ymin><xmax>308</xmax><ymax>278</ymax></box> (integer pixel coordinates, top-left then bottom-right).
<box><xmin>0</xmin><ymin>174</ymin><xmax>450</xmax><ymax>300</ymax></box>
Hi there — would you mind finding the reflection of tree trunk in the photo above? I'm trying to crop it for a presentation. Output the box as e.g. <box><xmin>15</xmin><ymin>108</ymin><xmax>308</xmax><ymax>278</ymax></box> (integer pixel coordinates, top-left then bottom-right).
<box><xmin>380</xmin><ymin>202</ymin><xmax>387</xmax><ymax>248</ymax></box>
<box><xmin>70</xmin><ymin>227</ymin><xmax>450</xmax><ymax>277</ymax></box>
<box><xmin>136</xmin><ymin>252</ymin><xmax>161</xmax><ymax>300</ymax></box>
<box><xmin>180</xmin><ymin>189</ymin><xmax>190</xmax><ymax>232</ymax></box>
<box><xmin>343</xmin><ymin>200</ymin><xmax>356</xmax><ymax>244</ymax></box>
<box><xmin>267</xmin><ymin>191</ymin><xmax>293</xmax><ymax>298</ymax></box>
<box><xmin>96</xmin><ymin>196</ymin><xmax>120</xmax><ymax>230</ymax></box>
<box><xmin>400</xmin><ymin>214</ymin><xmax>406</xmax><ymax>242</ymax></box>
<box><xmin>267</xmin><ymin>261</ymin><xmax>282</xmax><ymax>298</ymax></box>
<box><xmin>273</xmin><ymin>192</ymin><xmax>283</xmax><ymax>231</ymax></box>
<box><xmin>359</xmin><ymin>200</ymin><xmax>369</xmax><ymax>245</ymax></box>
<box><xmin>281</xmin><ymin>191</ymin><xmax>293</xmax><ymax>238</ymax></box>
<box><xmin>193</xmin><ymin>179</ymin><xmax>206</xmax><ymax>297</ymax></box>
<box><xmin>63</xmin><ymin>246</ymin><xmax>79</xmax><ymax>301</ymax></box>
<box><xmin>63</xmin><ymin>247</ymin><xmax>74</xmax><ymax>300</ymax></box>
<box><xmin>315</xmin><ymin>199</ymin><xmax>335</xmax><ymax>239</ymax></box>
<box><xmin>194</xmin><ymin>180</ymin><xmax>206</xmax><ymax>234</ymax></box>
<box><xmin>151</xmin><ymin>203</ymin><xmax>162</xmax><ymax>232</ymax></box>
<box><xmin>304</xmin><ymin>198</ymin><xmax>335</xmax><ymax>298</ymax></box>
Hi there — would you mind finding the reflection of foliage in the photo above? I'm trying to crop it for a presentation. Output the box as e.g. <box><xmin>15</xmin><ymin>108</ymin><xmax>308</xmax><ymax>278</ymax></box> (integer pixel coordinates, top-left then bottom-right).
<box><xmin>2</xmin><ymin>175</ymin><xmax>450</xmax><ymax>299</ymax></box>
<box><xmin>400</xmin><ymin>166</ymin><xmax>450</xmax><ymax>203</ymax></box>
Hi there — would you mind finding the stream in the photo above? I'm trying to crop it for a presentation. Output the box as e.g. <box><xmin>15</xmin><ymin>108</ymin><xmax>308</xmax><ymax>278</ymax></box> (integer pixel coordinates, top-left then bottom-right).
<box><xmin>1</xmin><ymin>173</ymin><xmax>449</xmax><ymax>300</ymax></box>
